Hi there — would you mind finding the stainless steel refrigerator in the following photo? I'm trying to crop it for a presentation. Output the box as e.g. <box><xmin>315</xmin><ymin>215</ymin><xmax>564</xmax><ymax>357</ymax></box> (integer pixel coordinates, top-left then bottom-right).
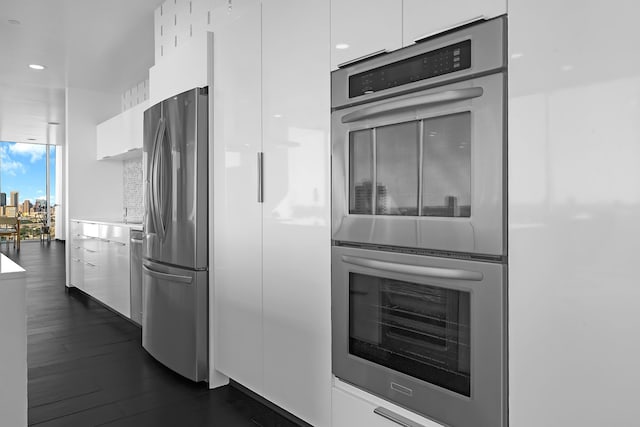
<box><xmin>142</xmin><ymin>87</ymin><xmax>208</xmax><ymax>382</ymax></box>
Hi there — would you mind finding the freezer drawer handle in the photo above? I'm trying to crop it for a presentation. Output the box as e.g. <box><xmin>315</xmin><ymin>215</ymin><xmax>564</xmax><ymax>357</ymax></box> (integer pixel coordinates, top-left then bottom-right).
<box><xmin>142</xmin><ymin>265</ymin><xmax>193</xmax><ymax>284</ymax></box>
<box><xmin>341</xmin><ymin>87</ymin><xmax>484</xmax><ymax>123</ymax></box>
<box><xmin>342</xmin><ymin>255</ymin><xmax>483</xmax><ymax>281</ymax></box>
<box><xmin>373</xmin><ymin>407</ymin><xmax>426</xmax><ymax>427</ymax></box>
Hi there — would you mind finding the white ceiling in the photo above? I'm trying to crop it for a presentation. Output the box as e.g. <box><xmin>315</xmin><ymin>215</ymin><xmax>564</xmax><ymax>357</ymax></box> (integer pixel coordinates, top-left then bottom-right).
<box><xmin>0</xmin><ymin>0</ymin><xmax>164</xmax><ymax>145</ymax></box>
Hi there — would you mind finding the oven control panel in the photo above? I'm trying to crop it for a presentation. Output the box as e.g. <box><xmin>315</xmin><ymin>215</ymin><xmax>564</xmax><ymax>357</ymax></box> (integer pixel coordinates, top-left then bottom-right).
<box><xmin>348</xmin><ymin>40</ymin><xmax>471</xmax><ymax>98</ymax></box>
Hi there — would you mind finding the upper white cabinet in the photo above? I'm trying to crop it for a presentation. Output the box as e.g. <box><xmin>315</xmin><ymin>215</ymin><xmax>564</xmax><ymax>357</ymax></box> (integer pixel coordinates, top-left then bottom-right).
<box><xmin>330</xmin><ymin>0</ymin><xmax>402</xmax><ymax>70</ymax></box>
<box><xmin>403</xmin><ymin>0</ymin><xmax>507</xmax><ymax>45</ymax></box>
<box><xmin>96</xmin><ymin>101</ymin><xmax>148</xmax><ymax>160</ymax></box>
<box><xmin>331</xmin><ymin>0</ymin><xmax>507</xmax><ymax>70</ymax></box>
<box><xmin>149</xmin><ymin>32</ymin><xmax>208</xmax><ymax>105</ymax></box>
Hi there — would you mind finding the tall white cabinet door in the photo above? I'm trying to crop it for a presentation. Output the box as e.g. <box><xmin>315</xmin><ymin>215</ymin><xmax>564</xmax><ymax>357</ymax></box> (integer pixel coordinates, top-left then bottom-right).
<box><xmin>402</xmin><ymin>0</ymin><xmax>507</xmax><ymax>45</ymax></box>
<box><xmin>262</xmin><ymin>1</ymin><xmax>332</xmax><ymax>426</ymax></box>
<box><xmin>331</xmin><ymin>0</ymin><xmax>402</xmax><ymax>70</ymax></box>
<box><xmin>212</xmin><ymin>0</ymin><xmax>264</xmax><ymax>395</ymax></box>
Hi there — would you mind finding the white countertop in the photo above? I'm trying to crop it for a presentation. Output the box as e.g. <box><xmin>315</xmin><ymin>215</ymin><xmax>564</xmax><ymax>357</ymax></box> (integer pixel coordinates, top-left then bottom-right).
<box><xmin>71</xmin><ymin>218</ymin><xmax>143</xmax><ymax>231</ymax></box>
<box><xmin>0</xmin><ymin>254</ymin><xmax>26</xmax><ymax>279</ymax></box>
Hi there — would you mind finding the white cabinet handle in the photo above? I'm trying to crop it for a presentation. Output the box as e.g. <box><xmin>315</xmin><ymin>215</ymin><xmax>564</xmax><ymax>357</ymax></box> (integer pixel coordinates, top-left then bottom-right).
<box><xmin>373</xmin><ymin>407</ymin><xmax>426</xmax><ymax>427</ymax></box>
<box><xmin>257</xmin><ymin>152</ymin><xmax>264</xmax><ymax>203</ymax></box>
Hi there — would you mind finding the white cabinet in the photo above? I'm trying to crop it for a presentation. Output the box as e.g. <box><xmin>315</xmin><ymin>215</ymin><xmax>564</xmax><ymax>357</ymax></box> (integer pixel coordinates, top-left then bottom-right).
<box><xmin>149</xmin><ymin>33</ymin><xmax>208</xmax><ymax>105</ymax></box>
<box><xmin>69</xmin><ymin>221</ymin><xmax>85</xmax><ymax>290</ymax></box>
<box><xmin>261</xmin><ymin>2</ymin><xmax>331</xmax><ymax>425</ymax></box>
<box><xmin>0</xmin><ymin>255</ymin><xmax>26</xmax><ymax>427</ymax></box>
<box><xmin>212</xmin><ymin>1</ymin><xmax>331</xmax><ymax>425</ymax></box>
<box><xmin>96</xmin><ymin>101</ymin><xmax>148</xmax><ymax>160</ymax></box>
<box><xmin>330</xmin><ymin>0</ymin><xmax>507</xmax><ymax>70</ymax></box>
<box><xmin>402</xmin><ymin>0</ymin><xmax>507</xmax><ymax>45</ymax></box>
<box><xmin>332</xmin><ymin>380</ymin><xmax>444</xmax><ymax>427</ymax></box>
<box><xmin>68</xmin><ymin>220</ymin><xmax>131</xmax><ymax>318</ymax></box>
<box><xmin>330</xmin><ymin>0</ymin><xmax>402</xmax><ymax>70</ymax></box>
<box><xmin>212</xmin><ymin>0</ymin><xmax>264</xmax><ymax>395</ymax></box>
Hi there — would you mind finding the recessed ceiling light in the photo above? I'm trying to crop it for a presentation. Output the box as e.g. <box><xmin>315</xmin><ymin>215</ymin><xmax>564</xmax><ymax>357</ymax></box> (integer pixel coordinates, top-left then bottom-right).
<box><xmin>8</xmin><ymin>19</ymin><xmax>21</xmax><ymax>25</ymax></box>
<box><xmin>511</xmin><ymin>53</ymin><xmax>524</xmax><ymax>59</ymax></box>
<box><xmin>28</xmin><ymin>64</ymin><xmax>46</xmax><ymax>70</ymax></box>
<box><xmin>336</xmin><ymin>43</ymin><xmax>350</xmax><ymax>50</ymax></box>
<box><xmin>27</xmin><ymin>138</ymin><xmax>36</xmax><ymax>141</ymax></box>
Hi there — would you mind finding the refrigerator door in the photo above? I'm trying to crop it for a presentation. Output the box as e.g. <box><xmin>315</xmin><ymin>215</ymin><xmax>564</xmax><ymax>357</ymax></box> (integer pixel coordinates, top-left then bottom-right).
<box><xmin>142</xmin><ymin>259</ymin><xmax>208</xmax><ymax>381</ymax></box>
<box><xmin>143</xmin><ymin>88</ymin><xmax>208</xmax><ymax>270</ymax></box>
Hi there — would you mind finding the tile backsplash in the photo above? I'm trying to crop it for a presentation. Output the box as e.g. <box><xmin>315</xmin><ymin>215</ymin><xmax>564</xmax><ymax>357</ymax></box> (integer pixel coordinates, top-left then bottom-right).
<box><xmin>123</xmin><ymin>159</ymin><xmax>144</xmax><ymax>221</ymax></box>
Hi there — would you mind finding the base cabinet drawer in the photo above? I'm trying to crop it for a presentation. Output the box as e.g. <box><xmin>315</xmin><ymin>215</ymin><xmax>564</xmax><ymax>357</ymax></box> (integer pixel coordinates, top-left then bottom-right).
<box><xmin>69</xmin><ymin>257</ymin><xmax>84</xmax><ymax>290</ymax></box>
<box><xmin>69</xmin><ymin>221</ymin><xmax>131</xmax><ymax>318</ymax></box>
<box><xmin>332</xmin><ymin>381</ymin><xmax>443</xmax><ymax>427</ymax></box>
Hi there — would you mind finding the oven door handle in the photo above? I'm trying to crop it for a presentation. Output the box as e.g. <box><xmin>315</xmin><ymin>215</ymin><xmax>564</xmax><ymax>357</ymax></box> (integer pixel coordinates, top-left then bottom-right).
<box><xmin>341</xmin><ymin>87</ymin><xmax>484</xmax><ymax>123</ymax></box>
<box><xmin>342</xmin><ymin>255</ymin><xmax>484</xmax><ymax>281</ymax></box>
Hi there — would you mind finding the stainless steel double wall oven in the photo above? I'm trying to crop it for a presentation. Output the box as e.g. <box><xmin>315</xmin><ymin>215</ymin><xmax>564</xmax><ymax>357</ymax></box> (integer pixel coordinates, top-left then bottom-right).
<box><xmin>331</xmin><ymin>17</ymin><xmax>507</xmax><ymax>427</ymax></box>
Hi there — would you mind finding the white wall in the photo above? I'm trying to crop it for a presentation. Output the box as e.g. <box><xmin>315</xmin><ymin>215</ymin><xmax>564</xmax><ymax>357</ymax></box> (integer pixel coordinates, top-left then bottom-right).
<box><xmin>508</xmin><ymin>1</ymin><xmax>640</xmax><ymax>426</ymax></box>
<box><xmin>65</xmin><ymin>87</ymin><xmax>122</xmax><ymax>286</ymax></box>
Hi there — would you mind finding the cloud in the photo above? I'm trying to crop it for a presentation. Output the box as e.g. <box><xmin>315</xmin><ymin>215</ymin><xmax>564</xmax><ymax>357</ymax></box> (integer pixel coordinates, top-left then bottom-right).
<box><xmin>0</xmin><ymin>145</ymin><xmax>26</xmax><ymax>176</ymax></box>
<box><xmin>8</xmin><ymin>143</ymin><xmax>46</xmax><ymax>163</ymax></box>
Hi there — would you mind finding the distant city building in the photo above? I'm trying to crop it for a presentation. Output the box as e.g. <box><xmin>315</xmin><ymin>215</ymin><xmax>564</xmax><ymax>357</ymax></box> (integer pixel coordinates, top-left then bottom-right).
<box><xmin>21</xmin><ymin>200</ymin><xmax>32</xmax><ymax>214</ymax></box>
<box><xmin>0</xmin><ymin>192</ymin><xmax>5</xmax><ymax>206</ymax></box>
<box><xmin>353</xmin><ymin>181</ymin><xmax>388</xmax><ymax>214</ymax></box>
<box><xmin>34</xmin><ymin>199</ymin><xmax>48</xmax><ymax>212</ymax></box>
<box><xmin>10</xmin><ymin>191</ymin><xmax>18</xmax><ymax>208</ymax></box>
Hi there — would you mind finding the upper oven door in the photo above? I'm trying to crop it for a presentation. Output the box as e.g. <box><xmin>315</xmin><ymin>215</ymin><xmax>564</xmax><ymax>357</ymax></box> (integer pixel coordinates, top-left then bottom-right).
<box><xmin>332</xmin><ymin>72</ymin><xmax>505</xmax><ymax>256</ymax></box>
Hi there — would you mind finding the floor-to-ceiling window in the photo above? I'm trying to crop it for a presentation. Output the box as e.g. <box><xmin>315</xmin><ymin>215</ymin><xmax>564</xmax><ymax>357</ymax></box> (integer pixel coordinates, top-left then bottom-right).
<box><xmin>0</xmin><ymin>141</ymin><xmax>57</xmax><ymax>240</ymax></box>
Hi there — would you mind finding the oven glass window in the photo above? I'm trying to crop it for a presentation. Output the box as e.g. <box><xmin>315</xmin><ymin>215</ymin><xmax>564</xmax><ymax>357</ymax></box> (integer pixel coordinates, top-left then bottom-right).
<box><xmin>347</xmin><ymin>113</ymin><xmax>471</xmax><ymax>218</ymax></box>
<box><xmin>422</xmin><ymin>112</ymin><xmax>471</xmax><ymax>217</ymax></box>
<box><xmin>349</xmin><ymin>129</ymin><xmax>374</xmax><ymax>214</ymax></box>
<box><xmin>349</xmin><ymin>272</ymin><xmax>471</xmax><ymax>396</ymax></box>
<box><xmin>376</xmin><ymin>122</ymin><xmax>420</xmax><ymax>215</ymax></box>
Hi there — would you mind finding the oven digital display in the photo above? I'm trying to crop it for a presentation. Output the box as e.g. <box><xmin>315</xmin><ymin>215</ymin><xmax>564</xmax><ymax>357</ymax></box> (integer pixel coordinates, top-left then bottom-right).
<box><xmin>348</xmin><ymin>40</ymin><xmax>472</xmax><ymax>98</ymax></box>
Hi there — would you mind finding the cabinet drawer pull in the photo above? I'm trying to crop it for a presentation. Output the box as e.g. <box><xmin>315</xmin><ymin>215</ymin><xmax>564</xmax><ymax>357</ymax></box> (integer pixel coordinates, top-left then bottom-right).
<box><xmin>373</xmin><ymin>407</ymin><xmax>426</xmax><ymax>427</ymax></box>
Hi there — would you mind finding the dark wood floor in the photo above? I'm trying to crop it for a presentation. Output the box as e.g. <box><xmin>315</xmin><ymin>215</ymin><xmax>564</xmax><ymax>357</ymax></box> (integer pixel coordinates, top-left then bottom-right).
<box><xmin>2</xmin><ymin>241</ymin><xmax>301</xmax><ymax>427</ymax></box>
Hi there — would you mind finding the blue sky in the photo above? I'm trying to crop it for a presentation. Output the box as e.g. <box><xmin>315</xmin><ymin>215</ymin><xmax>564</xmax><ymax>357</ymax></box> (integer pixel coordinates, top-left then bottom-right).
<box><xmin>0</xmin><ymin>141</ymin><xmax>56</xmax><ymax>206</ymax></box>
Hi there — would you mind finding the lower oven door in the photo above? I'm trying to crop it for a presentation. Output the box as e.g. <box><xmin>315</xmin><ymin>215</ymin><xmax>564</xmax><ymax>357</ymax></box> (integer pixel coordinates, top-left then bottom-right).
<box><xmin>332</xmin><ymin>245</ymin><xmax>506</xmax><ymax>427</ymax></box>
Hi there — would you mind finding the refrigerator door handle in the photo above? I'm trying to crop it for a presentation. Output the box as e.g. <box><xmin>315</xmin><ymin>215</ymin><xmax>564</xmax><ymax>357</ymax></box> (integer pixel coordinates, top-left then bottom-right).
<box><xmin>149</xmin><ymin>118</ymin><xmax>161</xmax><ymax>238</ymax></box>
<box><xmin>151</xmin><ymin>119</ymin><xmax>167</xmax><ymax>241</ymax></box>
<box><xmin>143</xmin><ymin>264</ymin><xmax>193</xmax><ymax>284</ymax></box>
